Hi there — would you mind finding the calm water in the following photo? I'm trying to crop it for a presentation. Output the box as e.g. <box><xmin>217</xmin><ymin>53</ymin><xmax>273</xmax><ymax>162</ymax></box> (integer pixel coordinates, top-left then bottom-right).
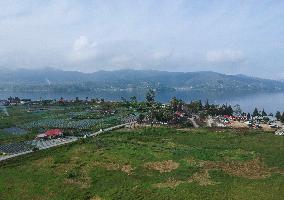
<box><xmin>0</xmin><ymin>91</ymin><xmax>283</xmax><ymax>114</ymax></box>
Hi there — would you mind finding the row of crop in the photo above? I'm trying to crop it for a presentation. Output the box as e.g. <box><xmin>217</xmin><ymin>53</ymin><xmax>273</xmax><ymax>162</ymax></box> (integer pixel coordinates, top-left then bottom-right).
<box><xmin>23</xmin><ymin>119</ymin><xmax>98</xmax><ymax>130</ymax></box>
<box><xmin>69</xmin><ymin>112</ymin><xmax>104</xmax><ymax>120</ymax></box>
<box><xmin>22</xmin><ymin>115</ymin><xmax>123</xmax><ymax>130</ymax></box>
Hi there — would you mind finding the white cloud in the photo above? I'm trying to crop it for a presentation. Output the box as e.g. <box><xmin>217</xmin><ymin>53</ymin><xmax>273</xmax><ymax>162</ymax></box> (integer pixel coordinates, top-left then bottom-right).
<box><xmin>73</xmin><ymin>36</ymin><xmax>91</xmax><ymax>51</ymax></box>
<box><xmin>206</xmin><ymin>49</ymin><xmax>245</xmax><ymax>63</ymax></box>
<box><xmin>67</xmin><ymin>37</ymin><xmax>176</xmax><ymax>70</ymax></box>
<box><xmin>69</xmin><ymin>36</ymin><xmax>97</xmax><ymax>62</ymax></box>
<box><xmin>0</xmin><ymin>1</ymin><xmax>283</xmax><ymax>78</ymax></box>
<box><xmin>153</xmin><ymin>50</ymin><xmax>173</xmax><ymax>60</ymax></box>
<box><xmin>110</xmin><ymin>55</ymin><xmax>132</xmax><ymax>67</ymax></box>
<box><xmin>275</xmin><ymin>72</ymin><xmax>284</xmax><ymax>80</ymax></box>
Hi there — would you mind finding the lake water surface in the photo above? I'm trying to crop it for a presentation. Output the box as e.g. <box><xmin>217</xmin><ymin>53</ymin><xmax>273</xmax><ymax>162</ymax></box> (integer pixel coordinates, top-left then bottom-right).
<box><xmin>0</xmin><ymin>91</ymin><xmax>283</xmax><ymax>114</ymax></box>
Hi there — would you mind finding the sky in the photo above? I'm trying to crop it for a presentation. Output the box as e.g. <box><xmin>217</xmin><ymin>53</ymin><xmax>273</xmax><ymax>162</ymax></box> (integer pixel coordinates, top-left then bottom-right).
<box><xmin>0</xmin><ymin>0</ymin><xmax>283</xmax><ymax>79</ymax></box>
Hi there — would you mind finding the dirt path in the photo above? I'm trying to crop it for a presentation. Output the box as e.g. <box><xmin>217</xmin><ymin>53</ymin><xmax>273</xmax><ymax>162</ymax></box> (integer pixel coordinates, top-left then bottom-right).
<box><xmin>206</xmin><ymin>116</ymin><xmax>213</xmax><ymax>127</ymax></box>
<box><xmin>189</xmin><ymin>117</ymin><xmax>199</xmax><ymax>128</ymax></box>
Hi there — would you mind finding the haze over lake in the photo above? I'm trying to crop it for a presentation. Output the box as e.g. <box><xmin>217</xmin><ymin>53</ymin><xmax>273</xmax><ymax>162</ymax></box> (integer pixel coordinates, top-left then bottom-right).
<box><xmin>1</xmin><ymin>91</ymin><xmax>283</xmax><ymax>114</ymax></box>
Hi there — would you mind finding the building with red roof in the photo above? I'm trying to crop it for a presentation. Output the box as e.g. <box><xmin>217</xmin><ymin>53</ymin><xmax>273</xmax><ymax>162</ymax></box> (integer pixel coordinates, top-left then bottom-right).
<box><xmin>45</xmin><ymin>129</ymin><xmax>63</xmax><ymax>137</ymax></box>
<box><xmin>36</xmin><ymin>129</ymin><xmax>63</xmax><ymax>139</ymax></box>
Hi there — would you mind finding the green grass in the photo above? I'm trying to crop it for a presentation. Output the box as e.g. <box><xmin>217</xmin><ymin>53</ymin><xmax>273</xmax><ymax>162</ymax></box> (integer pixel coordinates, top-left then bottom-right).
<box><xmin>0</xmin><ymin>127</ymin><xmax>283</xmax><ymax>200</ymax></box>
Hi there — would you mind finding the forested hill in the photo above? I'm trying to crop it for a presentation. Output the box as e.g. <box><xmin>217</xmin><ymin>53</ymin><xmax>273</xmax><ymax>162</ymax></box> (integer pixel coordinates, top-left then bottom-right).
<box><xmin>0</xmin><ymin>68</ymin><xmax>284</xmax><ymax>92</ymax></box>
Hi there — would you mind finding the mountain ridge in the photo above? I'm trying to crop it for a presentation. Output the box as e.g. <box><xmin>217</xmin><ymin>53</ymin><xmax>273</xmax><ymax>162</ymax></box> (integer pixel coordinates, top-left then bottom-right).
<box><xmin>0</xmin><ymin>68</ymin><xmax>283</xmax><ymax>93</ymax></box>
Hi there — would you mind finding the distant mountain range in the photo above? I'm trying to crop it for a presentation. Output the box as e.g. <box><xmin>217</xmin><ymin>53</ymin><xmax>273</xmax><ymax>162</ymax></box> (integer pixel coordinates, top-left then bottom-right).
<box><xmin>0</xmin><ymin>68</ymin><xmax>284</xmax><ymax>93</ymax></box>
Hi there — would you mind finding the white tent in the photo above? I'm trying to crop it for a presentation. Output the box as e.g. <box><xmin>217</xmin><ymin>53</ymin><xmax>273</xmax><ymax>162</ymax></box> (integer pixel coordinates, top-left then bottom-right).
<box><xmin>36</xmin><ymin>133</ymin><xmax>46</xmax><ymax>139</ymax></box>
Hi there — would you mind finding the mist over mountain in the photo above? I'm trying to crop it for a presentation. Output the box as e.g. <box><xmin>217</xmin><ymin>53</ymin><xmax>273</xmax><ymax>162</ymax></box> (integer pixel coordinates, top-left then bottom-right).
<box><xmin>0</xmin><ymin>68</ymin><xmax>283</xmax><ymax>93</ymax></box>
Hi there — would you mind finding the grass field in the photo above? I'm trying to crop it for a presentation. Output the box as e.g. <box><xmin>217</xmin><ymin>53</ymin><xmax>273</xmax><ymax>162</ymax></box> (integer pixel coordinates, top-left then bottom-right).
<box><xmin>0</xmin><ymin>127</ymin><xmax>283</xmax><ymax>200</ymax></box>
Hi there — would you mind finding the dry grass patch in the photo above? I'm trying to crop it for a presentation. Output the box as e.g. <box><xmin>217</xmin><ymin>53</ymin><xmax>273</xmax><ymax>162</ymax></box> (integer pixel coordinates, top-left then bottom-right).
<box><xmin>208</xmin><ymin>158</ymin><xmax>271</xmax><ymax>179</ymax></box>
<box><xmin>177</xmin><ymin>128</ymin><xmax>195</xmax><ymax>132</ymax></box>
<box><xmin>121</xmin><ymin>165</ymin><xmax>134</xmax><ymax>175</ymax></box>
<box><xmin>99</xmin><ymin>162</ymin><xmax>120</xmax><ymax>171</ymax></box>
<box><xmin>153</xmin><ymin>170</ymin><xmax>217</xmax><ymax>188</ymax></box>
<box><xmin>144</xmin><ymin>160</ymin><xmax>180</xmax><ymax>173</ymax></box>
<box><xmin>90</xmin><ymin>196</ymin><xmax>103</xmax><ymax>200</ymax></box>
<box><xmin>188</xmin><ymin>170</ymin><xmax>217</xmax><ymax>186</ymax></box>
<box><xmin>62</xmin><ymin>161</ymin><xmax>135</xmax><ymax>188</ymax></box>
<box><xmin>166</xmin><ymin>142</ymin><xmax>178</xmax><ymax>148</ymax></box>
<box><xmin>187</xmin><ymin>158</ymin><xmax>206</xmax><ymax>167</ymax></box>
<box><xmin>63</xmin><ymin>164</ymin><xmax>92</xmax><ymax>188</ymax></box>
<box><xmin>153</xmin><ymin>178</ymin><xmax>185</xmax><ymax>188</ymax></box>
<box><xmin>64</xmin><ymin>178</ymin><xmax>90</xmax><ymax>188</ymax></box>
<box><xmin>54</xmin><ymin>159</ymin><xmax>93</xmax><ymax>188</ymax></box>
<box><xmin>33</xmin><ymin>156</ymin><xmax>54</xmax><ymax>168</ymax></box>
<box><xmin>153</xmin><ymin>157</ymin><xmax>270</xmax><ymax>188</ymax></box>
<box><xmin>71</xmin><ymin>146</ymin><xmax>88</xmax><ymax>154</ymax></box>
<box><xmin>270</xmin><ymin>168</ymin><xmax>284</xmax><ymax>176</ymax></box>
<box><xmin>94</xmin><ymin>161</ymin><xmax>134</xmax><ymax>175</ymax></box>
<box><xmin>187</xmin><ymin>157</ymin><xmax>274</xmax><ymax>179</ymax></box>
<box><xmin>54</xmin><ymin>163</ymin><xmax>74</xmax><ymax>174</ymax></box>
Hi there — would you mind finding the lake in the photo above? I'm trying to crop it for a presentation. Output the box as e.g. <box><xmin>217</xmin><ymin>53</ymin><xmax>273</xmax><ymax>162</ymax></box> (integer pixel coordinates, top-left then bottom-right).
<box><xmin>0</xmin><ymin>91</ymin><xmax>283</xmax><ymax>114</ymax></box>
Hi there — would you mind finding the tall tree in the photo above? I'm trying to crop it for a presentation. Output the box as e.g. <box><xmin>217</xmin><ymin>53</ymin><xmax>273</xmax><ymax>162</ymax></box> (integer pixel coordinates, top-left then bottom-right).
<box><xmin>121</xmin><ymin>97</ymin><xmax>127</xmax><ymax>102</ymax></box>
<box><xmin>188</xmin><ymin>100</ymin><xmax>202</xmax><ymax>113</ymax></box>
<box><xmin>281</xmin><ymin>112</ymin><xmax>284</xmax><ymax>123</ymax></box>
<box><xmin>121</xmin><ymin>97</ymin><xmax>130</xmax><ymax>107</ymax></box>
<box><xmin>145</xmin><ymin>89</ymin><xmax>156</xmax><ymax>125</ymax></box>
<box><xmin>204</xmin><ymin>99</ymin><xmax>210</xmax><ymax>110</ymax></box>
<box><xmin>261</xmin><ymin>109</ymin><xmax>267</xmax><ymax>116</ymax></box>
<box><xmin>247</xmin><ymin>113</ymin><xmax>251</xmax><ymax>120</ymax></box>
<box><xmin>177</xmin><ymin>99</ymin><xmax>184</xmax><ymax>111</ymax></box>
<box><xmin>233</xmin><ymin>104</ymin><xmax>242</xmax><ymax>116</ymax></box>
<box><xmin>198</xmin><ymin>100</ymin><xmax>203</xmax><ymax>110</ymax></box>
<box><xmin>253</xmin><ymin>108</ymin><xmax>259</xmax><ymax>117</ymax></box>
<box><xmin>146</xmin><ymin>89</ymin><xmax>155</xmax><ymax>106</ymax></box>
<box><xmin>226</xmin><ymin>105</ymin><xmax>234</xmax><ymax>116</ymax></box>
<box><xmin>130</xmin><ymin>96</ymin><xmax>137</xmax><ymax>103</ymax></box>
<box><xmin>170</xmin><ymin>97</ymin><xmax>179</xmax><ymax>112</ymax></box>
<box><xmin>138</xmin><ymin>113</ymin><xmax>145</xmax><ymax>123</ymax></box>
<box><xmin>275</xmin><ymin>111</ymin><xmax>281</xmax><ymax>120</ymax></box>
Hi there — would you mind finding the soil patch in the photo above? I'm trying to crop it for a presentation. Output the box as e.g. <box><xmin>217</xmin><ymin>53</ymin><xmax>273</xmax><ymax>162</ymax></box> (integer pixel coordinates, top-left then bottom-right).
<box><xmin>228</xmin><ymin>121</ymin><xmax>248</xmax><ymax>129</ymax></box>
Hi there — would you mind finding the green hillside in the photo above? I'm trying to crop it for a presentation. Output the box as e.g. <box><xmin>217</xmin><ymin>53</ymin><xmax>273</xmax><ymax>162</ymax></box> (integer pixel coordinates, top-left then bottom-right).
<box><xmin>0</xmin><ymin>127</ymin><xmax>283</xmax><ymax>200</ymax></box>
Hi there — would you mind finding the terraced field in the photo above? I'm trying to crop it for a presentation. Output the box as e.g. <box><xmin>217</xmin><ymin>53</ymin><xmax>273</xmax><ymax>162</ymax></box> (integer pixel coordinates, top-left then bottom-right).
<box><xmin>0</xmin><ymin>103</ymin><xmax>132</xmax><ymax>145</ymax></box>
<box><xmin>0</xmin><ymin>127</ymin><xmax>283</xmax><ymax>200</ymax></box>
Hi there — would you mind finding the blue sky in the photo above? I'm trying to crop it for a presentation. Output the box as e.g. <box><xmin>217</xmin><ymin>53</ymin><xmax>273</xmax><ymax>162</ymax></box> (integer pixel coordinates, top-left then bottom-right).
<box><xmin>0</xmin><ymin>0</ymin><xmax>283</xmax><ymax>79</ymax></box>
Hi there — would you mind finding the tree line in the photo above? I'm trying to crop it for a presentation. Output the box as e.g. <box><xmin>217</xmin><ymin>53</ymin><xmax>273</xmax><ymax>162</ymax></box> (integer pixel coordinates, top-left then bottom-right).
<box><xmin>122</xmin><ymin>89</ymin><xmax>284</xmax><ymax>124</ymax></box>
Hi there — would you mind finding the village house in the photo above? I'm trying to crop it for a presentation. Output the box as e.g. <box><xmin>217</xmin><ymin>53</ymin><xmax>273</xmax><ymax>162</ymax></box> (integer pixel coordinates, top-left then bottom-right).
<box><xmin>36</xmin><ymin>129</ymin><xmax>63</xmax><ymax>140</ymax></box>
